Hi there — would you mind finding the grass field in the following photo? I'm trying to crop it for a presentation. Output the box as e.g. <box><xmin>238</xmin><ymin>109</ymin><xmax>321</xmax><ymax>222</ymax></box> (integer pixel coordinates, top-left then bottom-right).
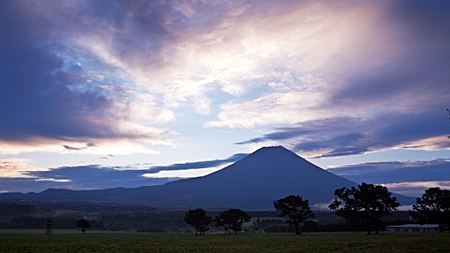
<box><xmin>1</xmin><ymin>230</ymin><xmax>449</xmax><ymax>253</ymax></box>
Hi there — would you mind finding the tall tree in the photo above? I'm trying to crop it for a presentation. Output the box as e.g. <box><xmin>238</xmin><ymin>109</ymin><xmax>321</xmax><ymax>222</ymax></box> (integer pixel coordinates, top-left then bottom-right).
<box><xmin>273</xmin><ymin>195</ymin><xmax>314</xmax><ymax>234</ymax></box>
<box><xmin>184</xmin><ymin>208</ymin><xmax>212</xmax><ymax>235</ymax></box>
<box><xmin>75</xmin><ymin>219</ymin><xmax>91</xmax><ymax>234</ymax></box>
<box><xmin>329</xmin><ymin>182</ymin><xmax>399</xmax><ymax>234</ymax></box>
<box><xmin>215</xmin><ymin>208</ymin><xmax>251</xmax><ymax>235</ymax></box>
<box><xmin>410</xmin><ymin>187</ymin><xmax>450</xmax><ymax>232</ymax></box>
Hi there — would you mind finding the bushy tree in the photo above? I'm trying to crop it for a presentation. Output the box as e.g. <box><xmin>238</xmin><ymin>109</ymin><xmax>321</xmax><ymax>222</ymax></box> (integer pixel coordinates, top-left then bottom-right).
<box><xmin>75</xmin><ymin>219</ymin><xmax>91</xmax><ymax>234</ymax></box>
<box><xmin>215</xmin><ymin>209</ymin><xmax>251</xmax><ymax>235</ymax></box>
<box><xmin>184</xmin><ymin>208</ymin><xmax>212</xmax><ymax>235</ymax></box>
<box><xmin>274</xmin><ymin>195</ymin><xmax>314</xmax><ymax>234</ymax></box>
<box><xmin>410</xmin><ymin>187</ymin><xmax>450</xmax><ymax>232</ymax></box>
<box><xmin>329</xmin><ymin>182</ymin><xmax>399</xmax><ymax>234</ymax></box>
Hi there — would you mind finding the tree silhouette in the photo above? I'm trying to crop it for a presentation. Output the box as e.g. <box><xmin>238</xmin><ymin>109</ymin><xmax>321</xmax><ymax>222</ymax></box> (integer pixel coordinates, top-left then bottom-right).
<box><xmin>215</xmin><ymin>208</ymin><xmax>251</xmax><ymax>235</ymax></box>
<box><xmin>75</xmin><ymin>219</ymin><xmax>91</xmax><ymax>234</ymax></box>
<box><xmin>184</xmin><ymin>208</ymin><xmax>212</xmax><ymax>235</ymax></box>
<box><xmin>274</xmin><ymin>195</ymin><xmax>314</xmax><ymax>234</ymax></box>
<box><xmin>45</xmin><ymin>219</ymin><xmax>53</xmax><ymax>235</ymax></box>
<box><xmin>410</xmin><ymin>187</ymin><xmax>450</xmax><ymax>232</ymax></box>
<box><xmin>329</xmin><ymin>182</ymin><xmax>399</xmax><ymax>234</ymax></box>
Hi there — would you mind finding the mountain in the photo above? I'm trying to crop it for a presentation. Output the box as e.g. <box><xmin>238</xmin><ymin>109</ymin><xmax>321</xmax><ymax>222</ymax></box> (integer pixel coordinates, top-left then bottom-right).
<box><xmin>0</xmin><ymin>146</ymin><xmax>415</xmax><ymax>210</ymax></box>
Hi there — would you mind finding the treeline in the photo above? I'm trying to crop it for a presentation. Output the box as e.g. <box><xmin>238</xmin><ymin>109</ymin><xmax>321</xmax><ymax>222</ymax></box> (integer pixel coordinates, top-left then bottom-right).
<box><xmin>0</xmin><ymin>207</ymin><xmax>408</xmax><ymax>233</ymax></box>
<box><xmin>8</xmin><ymin>216</ymin><xmax>103</xmax><ymax>230</ymax></box>
<box><xmin>1</xmin><ymin>185</ymin><xmax>448</xmax><ymax>234</ymax></box>
<box><xmin>0</xmin><ymin>209</ymin><xmax>191</xmax><ymax>232</ymax></box>
<box><xmin>259</xmin><ymin>218</ymin><xmax>410</xmax><ymax>233</ymax></box>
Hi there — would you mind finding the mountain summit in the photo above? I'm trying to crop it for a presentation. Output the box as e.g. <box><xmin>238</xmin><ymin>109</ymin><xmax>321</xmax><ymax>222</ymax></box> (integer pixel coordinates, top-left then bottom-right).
<box><xmin>0</xmin><ymin>146</ymin><xmax>414</xmax><ymax>209</ymax></box>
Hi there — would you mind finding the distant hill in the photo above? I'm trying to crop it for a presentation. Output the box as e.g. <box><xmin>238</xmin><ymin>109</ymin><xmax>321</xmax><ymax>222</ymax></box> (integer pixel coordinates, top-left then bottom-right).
<box><xmin>0</xmin><ymin>146</ymin><xmax>415</xmax><ymax>210</ymax></box>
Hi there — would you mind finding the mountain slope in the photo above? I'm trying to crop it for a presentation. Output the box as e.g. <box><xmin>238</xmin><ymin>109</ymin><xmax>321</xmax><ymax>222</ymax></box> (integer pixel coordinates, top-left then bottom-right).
<box><xmin>153</xmin><ymin>146</ymin><xmax>360</xmax><ymax>209</ymax></box>
<box><xmin>0</xmin><ymin>146</ymin><xmax>415</xmax><ymax>209</ymax></box>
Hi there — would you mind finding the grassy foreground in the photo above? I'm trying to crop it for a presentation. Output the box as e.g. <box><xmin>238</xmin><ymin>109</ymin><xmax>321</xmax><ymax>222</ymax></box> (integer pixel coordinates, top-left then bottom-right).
<box><xmin>1</xmin><ymin>230</ymin><xmax>449</xmax><ymax>253</ymax></box>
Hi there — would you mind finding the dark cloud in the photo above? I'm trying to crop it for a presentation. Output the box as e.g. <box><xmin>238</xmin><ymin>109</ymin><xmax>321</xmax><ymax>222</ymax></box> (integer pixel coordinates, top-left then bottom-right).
<box><xmin>328</xmin><ymin>159</ymin><xmax>450</xmax><ymax>184</ymax></box>
<box><xmin>0</xmin><ymin>153</ymin><xmax>247</xmax><ymax>193</ymax></box>
<box><xmin>0</xmin><ymin>0</ymin><xmax>249</xmax><ymax>144</ymax></box>
<box><xmin>27</xmin><ymin>165</ymin><xmax>176</xmax><ymax>190</ymax></box>
<box><xmin>0</xmin><ymin>2</ymin><xmax>120</xmax><ymax>142</ymax></box>
<box><xmin>237</xmin><ymin>109</ymin><xmax>450</xmax><ymax>158</ymax></box>
<box><xmin>63</xmin><ymin>143</ymin><xmax>96</xmax><ymax>151</ymax></box>
<box><xmin>236</xmin><ymin>117</ymin><xmax>358</xmax><ymax>145</ymax></box>
<box><xmin>236</xmin><ymin>117</ymin><xmax>370</xmax><ymax>157</ymax></box>
<box><xmin>0</xmin><ymin>170</ymin><xmax>175</xmax><ymax>193</ymax></box>
<box><xmin>146</xmin><ymin>153</ymin><xmax>247</xmax><ymax>173</ymax></box>
<box><xmin>328</xmin><ymin>1</ymin><xmax>450</xmax><ymax>109</ymax></box>
<box><xmin>0</xmin><ymin>1</ymin><xmax>189</xmax><ymax>147</ymax></box>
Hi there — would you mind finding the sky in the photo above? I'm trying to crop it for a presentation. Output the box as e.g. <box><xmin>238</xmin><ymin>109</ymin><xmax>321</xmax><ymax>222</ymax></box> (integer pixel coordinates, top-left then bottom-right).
<box><xmin>1</xmin><ymin>0</ymin><xmax>450</xmax><ymax>197</ymax></box>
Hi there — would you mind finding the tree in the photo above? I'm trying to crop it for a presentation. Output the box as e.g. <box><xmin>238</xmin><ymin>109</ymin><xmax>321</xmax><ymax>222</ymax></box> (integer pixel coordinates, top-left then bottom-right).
<box><xmin>45</xmin><ymin>219</ymin><xmax>53</xmax><ymax>235</ymax></box>
<box><xmin>215</xmin><ymin>208</ymin><xmax>251</xmax><ymax>235</ymax></box>
<box><xmin>75</xmin><ymin>219</ymin><xmax>91</xmax><ymax>234</ymax></box>
<box><xmin>329</xmin><ymin>182</ymin><xmax>399</xmax><ymax>234</ymax></box>
<box><xmin>410</xmin><ymin>187</ymin><xmax>450</xmax><ymax>232</ymax></box>
<box><xmin>184</xmin><ymin>208</ymin><xmax>212</xmax><ymax>235</ymax></box>
<box><xmin>273</xmin><ymin>195</ymin><xmax>314</xmax><ymax>234</ymax></box>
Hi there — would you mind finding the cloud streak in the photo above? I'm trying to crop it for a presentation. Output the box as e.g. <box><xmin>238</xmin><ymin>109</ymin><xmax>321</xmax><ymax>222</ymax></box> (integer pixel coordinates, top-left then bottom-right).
<box><xmin>328</xmin><ymin>159</ymin><xmax>450</xmax><ymax>184</ymax></box>
<box><xmin>237</xmin><ymin>110</ymin><xmax>450</xmax><ymax>158</ymax></box>
<box><xmin>63</xmin><ymin>143</ymin><xmax>97</xmax><ymax>151</ymax></box>
<box><xmin>145</xmin><ymin>153</ymin><xmax>247</xmax><ymax>173</ymax></box>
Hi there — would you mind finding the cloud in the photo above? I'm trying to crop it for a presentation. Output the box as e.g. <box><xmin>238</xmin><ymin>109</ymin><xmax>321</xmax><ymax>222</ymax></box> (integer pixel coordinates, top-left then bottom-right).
<box><xmin>2</xmin><ymin>0</ymin><xmax>450</xmax><ymax>164</ymax></box>
<box><xmin>63</xmin><ymin>143</ymin><xmax>96</xmax><ymax>151</ymax></box>
<box><xmin>203</xmin><ymin>1</ymin><xmax>450</xmax><ymax>158</ymax></box>
<box><xmin>0</xmin><ymin>169</ymin><xmax>176</xmax><ymax>193</ymax></box>
<box><xmin>381</xmin><ymin>181</ymin><xmax>450</xmax><ymax>197</ymax></box>
<box><xmin>0</xmin><ymin>1</ymin><xmax>177</xmax><ymax>153</ymax></box>
<box><xmin>145</xmin><ymin>153</ymin><xmax>247</xmax><ymax>173</ymax></box>
<box><xmin>200</xmin><ymin>1</ymin><xmax>396</xmax><ymax>129</ymax></box>
<box><xmin>28</xmin><ymin>165</ymin><xmax>174</xmax><ymax>189</ymax></box>
<box><xmin>326</xmin><ymin>157</ymin><xmax>450</xmax><ymax>196</ymax></box>
<box><xmin>0</xmin><ymin>138</ymin><xmax>163</xmax><ymax>156</ymax></box>
<box><xmin>0</xmin><ymin>158</ymin><xmax>47</xmax><ymax>178</ymax></box>
<box><xmin>328</xmin><ymin>159</ymin><xmax>450</xmax><ymax>185</ymax></box>
<box><xmin>0</xmin><ymin>152</ymin><xmax>247</xmax><ymax>192</ymax></box>
<box><xmin>205</xmin><ymin>92</ymin><xmax>326</xmax><ymax>128</ymax></box>
<box><xmin>0</xmin><ymin>164</ymin><xmax>176</xmax><ymax>193</ymax></box>
<box><xmin>236</xmin><ymin>109</ymin><xmax>450</xmax><ymax>158</ymax></box>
